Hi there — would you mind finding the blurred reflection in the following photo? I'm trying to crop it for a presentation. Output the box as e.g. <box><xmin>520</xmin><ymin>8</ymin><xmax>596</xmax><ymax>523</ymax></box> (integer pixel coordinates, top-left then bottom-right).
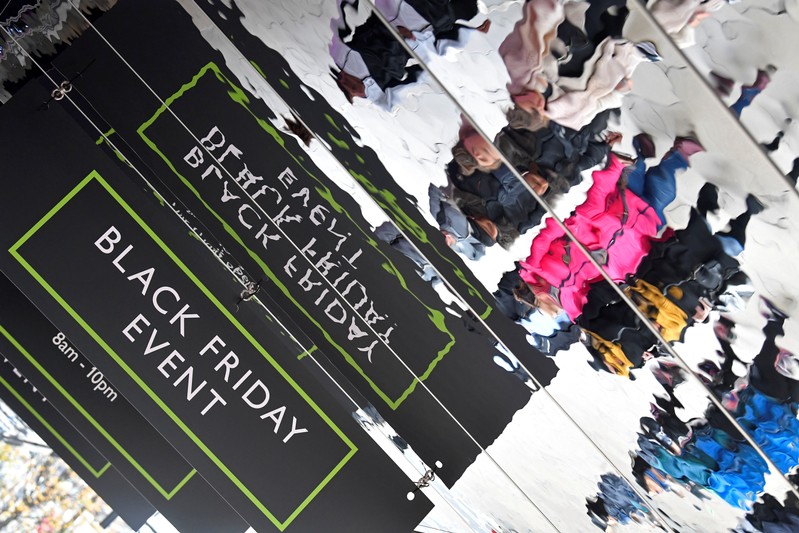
<box><xmin>649</xmin><ymin>0</ymin><xmax>725</xmax><ymax>48</ymax></box>
<box><xmin>485</xmin><ymin>134</ymin><xmax>758</xmax><ymax>380</ymax></box>
<box><xmin>645</xmin><ymin>0</ymin><xmax>799</xmax><ymax>180</ymax></box>
<box><xmin>442</xmin><ymin>110</ymin><xmax>611</xmax><ymax>249</ymax></box>
<box><xmin>331</xmin><ymin>0</ymin><xmax>491</xmax><ymax>110</ymax></box>
<box><xmin>0</xmin><ymin>0</ymin><xmax>114</xmax><ymax>102</ymax></box>
<box><xmin>630</xmin><ymin>353</ymin><xmax>799</xmax><ymax>518</ymax></box>
<box><xmin>586</xmin><ymin>473</ymin><xmax>664</xmax><ymax>530</ymax></box>
<box><xmin>706</xmin><ymin>300</ymin><xmax>799</xmax><ymax>472</ymax></box>
<box><xmin>711</xmin><ymin>66</ymin><xmax>776</xmax><ymax>119</ymax></box>
<box><xmin>331</xmin><ymin>7</ymin><xmax>423</xmax><ymax>109</ymax></box>
<box><xmin>624</xmin><ymin>295</ymin><xmax>799</xmax><ymax>518</ymax></box>
<box><xmin>734</xmin><ymin>488</ymin><xmax>799</xmax><ymax>532</ymax></box>
<box><xmin>334</xmin><ymin>0</ymin><xmax>799</xmax><ymax>526</ymax></box>
<box><xmin>634</xmin><ymin>400</ymin><xmax>769</xmax><ymax>511</ymax></box>
<box><xmin>577</xmin><ymin>181</ymin><xmax>757</xmax><ymax>378</ymax></box>
<box><xmin>332</xmin><ymin>0</ymin><xmax>799</xmax><ymax>519</ymax></box>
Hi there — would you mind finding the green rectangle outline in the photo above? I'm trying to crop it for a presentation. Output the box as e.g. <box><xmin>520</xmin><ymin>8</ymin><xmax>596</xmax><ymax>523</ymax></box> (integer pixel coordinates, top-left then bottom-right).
<box><xmin>0</xmin><ymin>372</ymin><xmax>111</xmax><ymax>477</ymax></box>
<box><xmin>0</xmin><ymin>324</ymin><xmax>197</xmax><ymax>500</ymax></box>
<box><xmin>9</xmin><ymin>172</ymin><xmax>357</xmax><ymax>531</ymax></box>
<box><xmin>137</xmin><ymin>61</ymin><xmax>456</xmax><ymax>410</ymax></box>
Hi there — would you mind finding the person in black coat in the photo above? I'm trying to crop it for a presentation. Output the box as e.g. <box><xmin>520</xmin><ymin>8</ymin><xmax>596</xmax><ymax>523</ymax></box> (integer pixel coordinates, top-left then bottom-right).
<box><xmin>402</xmin><ymin>0</ymin><xmax>483</xmax><ymax>42</ymax></box>
<box><xmin>332</xmin><ymin>7</ymin><xmax>423</xmax><ymax>103</ymax></box>
<box><xmin>498</xmin><ymin>107</ymin><xmax>613</xmax><ymax>188</ymax></box>
<box><xmin>446</xmin><ymin>156</ymin><xmax>547</xmax><ymax>241</ymax></box>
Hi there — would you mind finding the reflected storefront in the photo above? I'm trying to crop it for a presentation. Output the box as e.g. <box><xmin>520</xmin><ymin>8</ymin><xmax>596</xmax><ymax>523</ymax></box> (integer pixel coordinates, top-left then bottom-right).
<box><xmin>0</xmin><ymin>0</ymin><xmax>798</xmax><ymax>531</ymax></box>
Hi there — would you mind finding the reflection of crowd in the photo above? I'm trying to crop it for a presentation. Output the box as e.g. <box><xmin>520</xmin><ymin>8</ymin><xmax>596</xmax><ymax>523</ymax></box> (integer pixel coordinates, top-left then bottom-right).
<box><xmin>331</xmin><ymin>0</ymin><xmax>489</xmax><ymax>109</ymax></box>
<box><xmin>709</xmin><ymin>300</ymin><xmax>799</xmax><ymax>472</ymax></box>
<box><xmin>624</xmin><ymin>298</ymin><xmax>799</xmax><ymax>523</ymax></box>
<box><xmin>417</xmin><ymin>0</ymin><xmax>774</xmax><ymax>384</ymax></box>
<box><xmin>650</xmin><ymin>0</ymin><xmax>724</xmax><ymax>48</ymax></box>
<box><xmin>733</xmin><ymin>486</ymin><xmax>799</xmax><ymax>532</ymax></box>
<box><xmin>330</xmin><ymin>6</ymin><xmax>424</xmax><ymax>108</ymax></box>
<box><xmin>500</xmin><ymin>131</ymin><xmax>762</xmax><ymax>379</ymax></box>
<box><xmin>429</xmin><ymin>0</ymin><xmax>664</xmax><ymax>257</ymax></box>
<box><xmin>709</xmin><ymin>65</ymin><xmax>799</xmax><ymax>186</ymax></box>
<box><xmin>436</xmin><ymin>107</ymin><xmax>613</xmax><ymax>256</ymax></box>
<box><xmin>634</xmin><ymin>398</ymin><xmax>770</xmax><ymax>512</ymax></box>
<box><xmin>325</xmin><ymin>0</ymin><xmax>799</xmax><ymax>526</ymax></box>
<box><xmin>585</xmin><ymin>473</ymin><xmax>662</xmax><ymax>530</ymax></box>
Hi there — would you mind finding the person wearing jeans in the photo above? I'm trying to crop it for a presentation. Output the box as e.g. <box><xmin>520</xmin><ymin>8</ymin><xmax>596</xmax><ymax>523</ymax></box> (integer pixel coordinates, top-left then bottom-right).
<box><xmin>625</xmin><ymin>133</ymin><xmax>704</xmax><ymax>227</ymax></box>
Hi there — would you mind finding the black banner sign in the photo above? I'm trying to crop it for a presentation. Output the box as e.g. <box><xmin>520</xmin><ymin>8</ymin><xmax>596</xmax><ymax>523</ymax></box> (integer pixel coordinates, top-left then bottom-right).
<box><xmin>0</xmin><ymin>274</ymin><xmax>249</xmax><ymax>533</ymax></box>
<box><xmin>0</xmin><ymin>358</ymin><xmax>154</xmax><ymax>530</ymax></box>
<box><xmin>10</xmin><ymin>172</ymin><xmax>356</xmax><ymax>530</ymax></box>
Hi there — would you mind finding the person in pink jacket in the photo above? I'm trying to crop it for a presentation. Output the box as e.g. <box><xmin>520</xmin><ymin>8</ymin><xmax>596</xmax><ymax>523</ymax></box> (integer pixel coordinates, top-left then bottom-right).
<box><xmin>518</xmin><ymin>135</ymin><xmax>704</xmax><ymax>320</ymax></box>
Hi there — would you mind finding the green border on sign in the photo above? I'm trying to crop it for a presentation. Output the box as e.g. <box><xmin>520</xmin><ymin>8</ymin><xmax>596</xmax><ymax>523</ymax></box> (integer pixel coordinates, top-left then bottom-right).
<box><xmin>10</xmin><ymin>172</ymin><xmax>357</xmax><ymax>531</ymax></box>
<box><xmin>0</xmin><ymin>373</ymin><xmax>111</xmax><ymax>478</ymax></box>
<box><xmin>137</xmin><ymin>62</ymin><xmax>456</xmax><ymax>409</ymax></box>
<box><xmin>0</xmin><ymin>325</ymin><xmax>196</xmax><ymax>500</ymax></box>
